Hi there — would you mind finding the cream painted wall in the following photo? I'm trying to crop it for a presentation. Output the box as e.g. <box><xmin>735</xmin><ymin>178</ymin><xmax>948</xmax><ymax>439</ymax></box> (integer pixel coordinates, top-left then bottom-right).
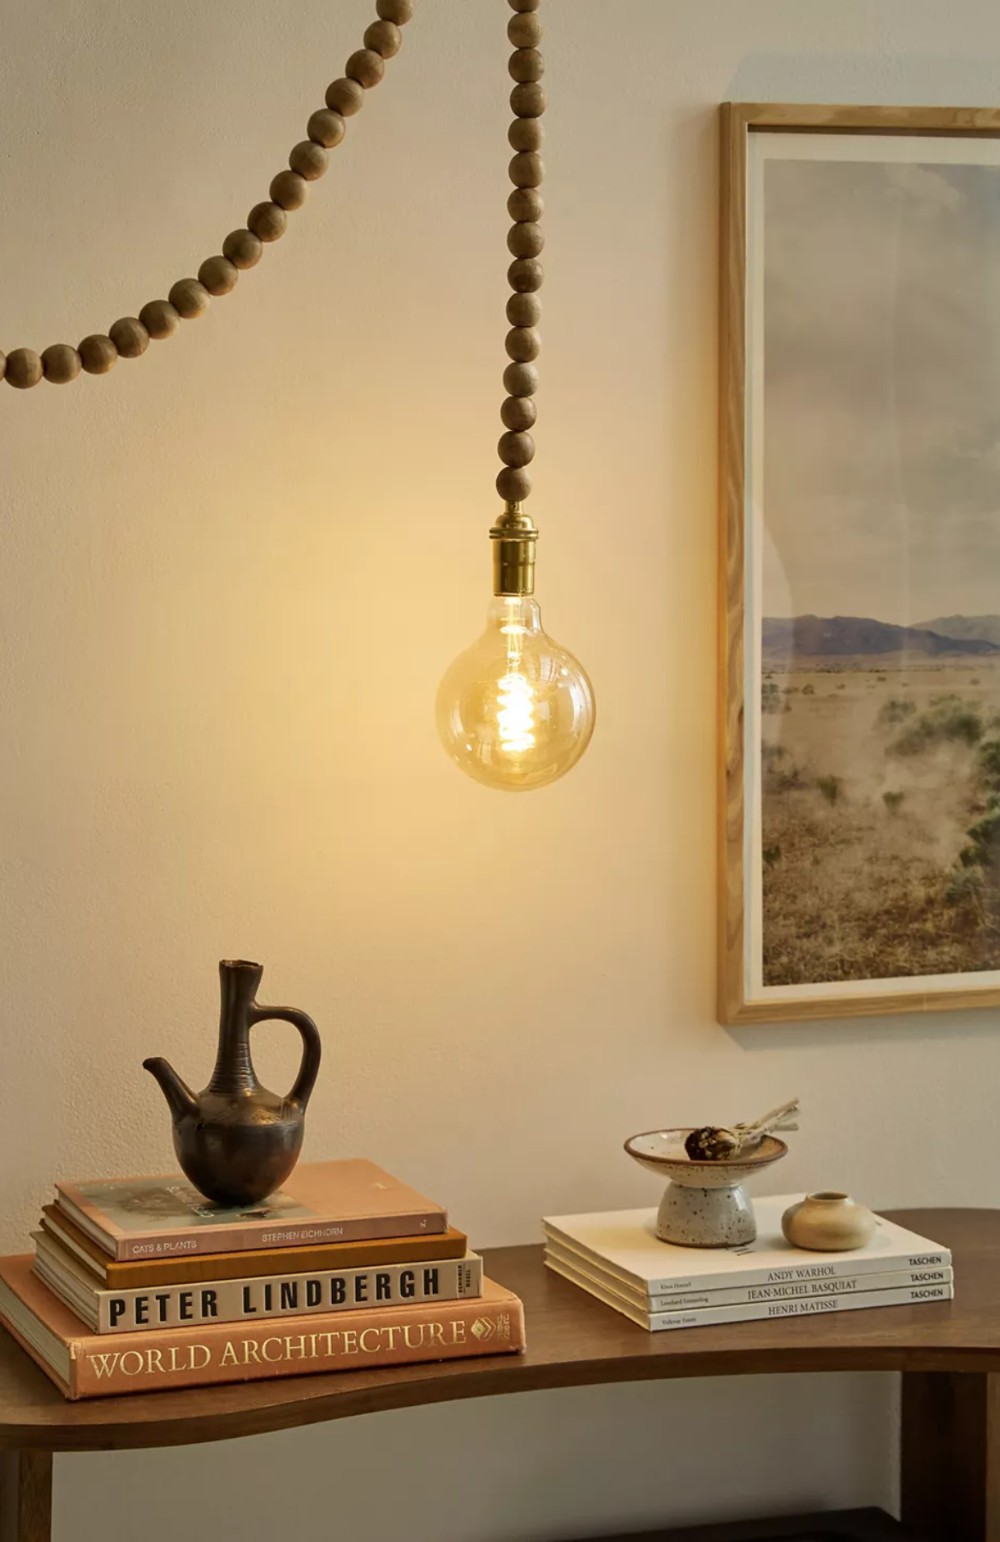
<box><xmin>1</xmin><ymin>1</ymin><xmax>997</xmax><ymax>1537</ymax></box>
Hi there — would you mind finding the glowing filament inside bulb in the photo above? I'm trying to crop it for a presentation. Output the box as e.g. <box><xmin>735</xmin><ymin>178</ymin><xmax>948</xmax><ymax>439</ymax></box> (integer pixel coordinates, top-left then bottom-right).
<box><xmin>497</xmin><ymin>632</ymin><xmax>536</xmax><ymax>754</ymax></box>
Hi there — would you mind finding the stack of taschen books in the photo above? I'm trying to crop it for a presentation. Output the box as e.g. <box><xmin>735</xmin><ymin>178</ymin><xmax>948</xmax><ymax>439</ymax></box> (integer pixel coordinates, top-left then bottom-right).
<box><xmin>0</xmin><ymin>1160</ymin><xmax>525</xmax><ymax>1399</ymax></box>
<box><xmin>543</xmin><ymin>1195</ymin><xmax>952</xmax><ymax>1331</ymax></box>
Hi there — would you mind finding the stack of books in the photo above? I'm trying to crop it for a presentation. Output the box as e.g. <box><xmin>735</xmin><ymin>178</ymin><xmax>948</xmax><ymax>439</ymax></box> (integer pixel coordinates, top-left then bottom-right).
<box><xmin>543</xmin><ymin>1195</ymin><xmax>952</xmax><ymax>1331</ymax></box>
<box><xmin>0</xmin><ymin>1159</ymin><xmax>524</xmax><ymax>1399</ymax></box>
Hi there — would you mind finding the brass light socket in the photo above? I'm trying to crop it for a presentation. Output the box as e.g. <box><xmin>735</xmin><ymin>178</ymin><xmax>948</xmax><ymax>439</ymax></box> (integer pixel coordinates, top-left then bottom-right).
<box><xmin>490</xmin><ymin>503</ymin><xmax>538</xmax><ymax>596</ymax></box>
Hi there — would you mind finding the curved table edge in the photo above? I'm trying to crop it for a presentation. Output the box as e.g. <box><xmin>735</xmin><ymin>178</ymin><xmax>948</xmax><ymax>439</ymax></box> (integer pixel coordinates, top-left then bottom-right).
<box><xmin>3</xmin><ymin>1342</ymin><xmax>1000</xmax><ymax>1452</ymax></box>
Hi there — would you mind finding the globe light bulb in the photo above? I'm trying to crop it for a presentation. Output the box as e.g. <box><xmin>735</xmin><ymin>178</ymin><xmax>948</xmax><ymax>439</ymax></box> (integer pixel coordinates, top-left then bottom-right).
<box><xmin>437</xmin><ymin>595</ymin><xmax>595</xmax><ymax>792</ymax></box>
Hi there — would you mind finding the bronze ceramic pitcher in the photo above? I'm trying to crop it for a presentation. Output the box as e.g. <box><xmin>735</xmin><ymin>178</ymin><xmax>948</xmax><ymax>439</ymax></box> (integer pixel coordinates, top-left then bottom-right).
<box><xmin>144</xmin><ymin>960</ymin><xmax>322</xmax><ymax>1207</ymax></box>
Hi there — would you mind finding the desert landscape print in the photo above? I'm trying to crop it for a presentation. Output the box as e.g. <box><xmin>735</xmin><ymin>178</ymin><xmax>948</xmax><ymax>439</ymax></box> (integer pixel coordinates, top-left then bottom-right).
<box><xmin>757</xmin><ymin>146</ymin><xmax>1000</xmax><ymax>989</ymax></box>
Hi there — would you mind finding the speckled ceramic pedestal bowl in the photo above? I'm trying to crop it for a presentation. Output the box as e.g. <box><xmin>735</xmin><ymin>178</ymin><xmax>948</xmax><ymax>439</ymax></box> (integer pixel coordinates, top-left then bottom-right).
<box><xmin>624</xmin><ymin>1128</ymin><xmax>788</xmax><ymax>1247</ymax></box>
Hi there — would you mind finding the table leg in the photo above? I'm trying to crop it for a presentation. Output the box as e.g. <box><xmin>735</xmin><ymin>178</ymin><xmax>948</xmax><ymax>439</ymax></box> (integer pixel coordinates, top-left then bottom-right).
<box><xmin>0</xmin><ymin>1452</ymin><xmax>52</xmax><ymax>1542</ymax></box>
<box><xmin>901</xmin><ymin>1371</ymin><xmax>1000</xmax><ymax>1541</ymax></box>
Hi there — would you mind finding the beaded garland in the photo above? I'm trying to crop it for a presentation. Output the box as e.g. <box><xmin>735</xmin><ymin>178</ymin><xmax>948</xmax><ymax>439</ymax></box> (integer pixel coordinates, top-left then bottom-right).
<box><xmin>0</xmin><ymin>0</ymin><xmax>416</xmax><ymax>391</ymax></box>
<box><xmin>3</xmin><ymin>0</ymin><xmax>547</xmax><ymax>516</ymax></box>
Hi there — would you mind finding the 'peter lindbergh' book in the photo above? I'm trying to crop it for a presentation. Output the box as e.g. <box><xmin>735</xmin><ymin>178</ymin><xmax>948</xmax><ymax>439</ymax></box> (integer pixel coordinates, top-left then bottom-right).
<box><xmin>0</xmin><ymin>1257</ymin><xmax>525</xmax><ymax>1400</ymax></box>
<box><xmin>54</xmin><ymin>1159</ymin><xmax>447</xmax><ymax>1261</ymax></box>
<box><xmin>34</xmin><ymin>1230</ymin><xmax>484</xmax><ymax>1332</ymax></box>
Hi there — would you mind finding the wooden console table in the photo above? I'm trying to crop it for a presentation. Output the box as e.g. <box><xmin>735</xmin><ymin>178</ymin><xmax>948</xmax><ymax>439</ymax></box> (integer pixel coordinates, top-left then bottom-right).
<box><xmin>1</xmin><ymin>1209</ymin><xmax>997</xmax><ymax>1542</ymax></box>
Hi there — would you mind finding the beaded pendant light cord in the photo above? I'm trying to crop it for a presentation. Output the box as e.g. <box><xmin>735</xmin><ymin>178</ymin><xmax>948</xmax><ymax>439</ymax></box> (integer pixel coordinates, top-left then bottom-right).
<box><xmin>0</xmin><ymin>0</ymin><xmax>415</xmax><ymax>389</ymax></box>
<box><xmin>491</xmin><ymin>0</ymin><xmax>545</xmax><ymax>598</ymax></box>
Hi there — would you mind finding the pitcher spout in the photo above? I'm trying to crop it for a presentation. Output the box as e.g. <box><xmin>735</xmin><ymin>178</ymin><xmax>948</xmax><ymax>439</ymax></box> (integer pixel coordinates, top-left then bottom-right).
<box><xmin>143</xmin><ymin>1057</ymin><xmax>198</xmax><ymax>1122</ymax></box>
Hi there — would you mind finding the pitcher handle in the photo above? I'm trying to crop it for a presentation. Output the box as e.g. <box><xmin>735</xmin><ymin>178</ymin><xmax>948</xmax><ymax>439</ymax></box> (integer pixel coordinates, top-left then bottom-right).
<box><xmin>249</xmin><ymin>1003</ymin><xmax>322</xmax><ymax>1109</ymax></box>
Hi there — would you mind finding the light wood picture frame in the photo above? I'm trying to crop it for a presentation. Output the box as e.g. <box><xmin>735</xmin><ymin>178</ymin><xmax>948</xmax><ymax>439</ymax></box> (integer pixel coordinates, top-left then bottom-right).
<box><xmin>719</xmin><ymin>103</ymin><xmax>1000</xmax><ymax>1024</ymax></box>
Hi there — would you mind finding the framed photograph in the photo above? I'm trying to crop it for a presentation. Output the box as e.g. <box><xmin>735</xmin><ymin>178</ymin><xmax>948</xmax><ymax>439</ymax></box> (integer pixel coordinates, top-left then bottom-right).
<box><xmin>719</xmin><ymin>103</ymin><xmax>1000</xmax><ymax>1023</ymax></box>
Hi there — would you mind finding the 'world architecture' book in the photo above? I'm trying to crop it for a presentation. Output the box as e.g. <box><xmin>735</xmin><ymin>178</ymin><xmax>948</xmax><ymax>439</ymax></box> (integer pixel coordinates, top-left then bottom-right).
<box><xmin>0</xmin><ymin>1257</ymin><xmax>524</xmax><ymax>1399</ymax></box>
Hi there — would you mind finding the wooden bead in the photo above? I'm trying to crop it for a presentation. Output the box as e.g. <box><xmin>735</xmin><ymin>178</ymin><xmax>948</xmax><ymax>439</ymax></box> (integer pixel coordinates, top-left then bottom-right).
<box><xmin>290</xmin><ymin>140</ymin><xmax>329</xmax><ymax>180</ymax></box>
<box><xmin>501</xmin><ymin>394</ymin><xmax>537</xmax><ymax>431</ymax></box>
<box><xmin>503</xmin><ymin>361</ymin><xmax>538</xmax><ymax>396</ymax></box>
<box><xmin>509</xmin><ymin>49</ymin><xmax>544</xmax><ymax>83</ymax></box>
<box><xmin>508</xmin><ymin>257</ymin><xmax>543</xmax><ymax>292</ymax></box>
<box><xmin>308</xmin><ymin>108</ymin><xmax>346</xmax><ymax>148</ymax></box>
<box><xmin>5</xmin><ymin>348</ymin><xmax>42</xmax><ymax>388</ymax></box>
<box><xmin>139</xmin><ymin>300</ymin><xmax>180</xmax><ymax>340</ymax></box>
<box><xmin>497</xmin><ymin>466</ymin><xmax>532</xmax><ymax>501</ymax></box>
<box><xmin>498</xmin><ymin>430</ymin><xmax>535</xmax><ymax>468</ymax></box>
<box><xmin>376</xmin><ymin>0</ymin><xmax>414</xmax><ymax>22</ymax></box>
<box><xmin>509</xmin><ymin>152</ymin><xmax>544</xmax><ymax>189</ymax></box>
<box><xmin>508</xmin><ymin>222</ymin><xmax>544</xmax><ymax>258</ymax></box>
<box><xmin>42</xmin><ymin>344</ymin><xmax>81</xmax><ymax>383</ymax></box>
<box><xmin>223</xmin><ymin>229</ymin><xmax>263</xmax><ymax>269</ymax></box>
<box><xmin>364</xmin><ymin>20</ymin><xmax>402</xmax><ymax>57</ymax></box>
<box><xmin>508</xmin><ymin>0</ymin><xmax>540</xmax><ymax>10</ymax></box>
<box><xmin>78</xmin><ymin>334</ymin><xmax>118</xmax><ymax>374</ymax></box>
<box><xmin>508</xmin><ymin>187</ymin><xmax>543</xmax><ymax>222</ymax></box>
<box><xmin>506</xmin><ymin>326</ymin><xmax>540</xmax><ymax>363</ymax></box>
<box><xmin>346</xmin><ymin>49</ymin><xmax>385</xmax><ymax>88</ymax></box>
<box><xmin>510</xmin><ymin>82</ymin><xmax>545</xmax><ymax>117</ymax></box>
<box><xmin>270</xmin><ymin>170</ymin><xmax>308</xmax><ymax>210</ymax></box>
<box><xmin>0</xmin><ymin>351</ymin><xmax>5</xmax><ymax>381</ymax></box>
<box><xmin>248</xmin><ymin>202</ymin><xmax>287</xmax><ymax>242</ymax></box>
<box><xmin>509</xmin><ymin>117</ymin><xmax>543</xmax><ymax>152</ymax></box>
<box><xmin>508</xmin><ymin>13</ymin><xmax>542</xmax><ymax>46</ymax></box>
<box><xmin>324</xmin><ymin>79</ymin><xmax>364</xmax><ymax>117</ymax></box>
<box><xmin>109</xmin><ymin>316</ymin><xmax>149</xmax><ymax>358</ymax></box>
<box><xmin>168</xmin><ymin>278</ymin><xmax>210</xmax><ymax>319</ymax></box>
<box><xmin>506</xmin><ymin>291</ymin><xmax>541</xmax><ymax>327</ymax></box>
<box><xmin>198</xmin><ymin>255</ymin><xmax>238</xmax><ymax>296</ymax></box>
